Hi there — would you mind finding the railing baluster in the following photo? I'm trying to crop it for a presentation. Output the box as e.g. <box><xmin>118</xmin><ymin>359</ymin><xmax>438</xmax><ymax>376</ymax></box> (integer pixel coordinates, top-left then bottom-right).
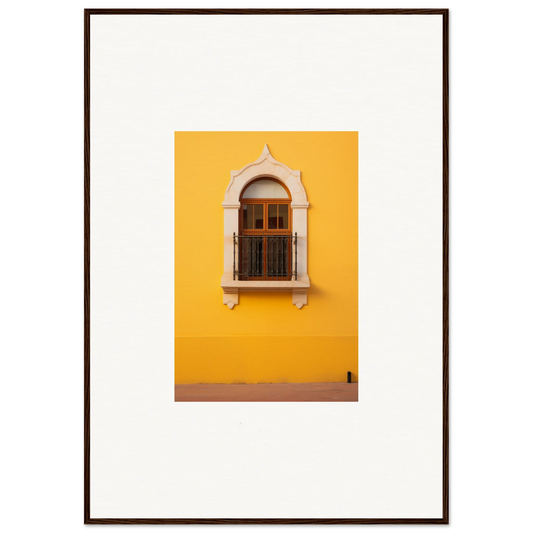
<box><xmin>261</xmin><ymin>237</ymin><xmax>265</xmax><ymax>279</ymax></box>
<box><xmin>275</xmin><ymin>235</ymin><xmax>277</xmax><ymax>280</ymax></box>
<box><xmin>294</xmin><ymin>232</ymin><xmax>297</xmax><ymax>281</ymax></box>
<box><xmin>256</xmin><ymin>237</ymin><xmax>259</xmax><ymax>278</ymax></box>
<box><xmin>284</xmin><ymin>235</ymin><xmax>286</xmax><ymax>278</ymax></box>
<box><xmin>274</xmin><ymin>236</ymin><xmax>277</xmax><ymax>280</ymax></box>
<box><xmin>277</xmin><ymin>235</ymin><xmax>281</xmax><ymax>280</ymax></box>
<box><xmin>282</xmin><ymin>235</ymin><xmax>286</xmax><ymax>278</ymax></box>
<box><xmin>246</xmin><ymin>237</ymin><xmax>249</xmax><ymax>280</ymax></box>
<box><xmin>286</xmin><ymin>235</ymin><xmax>288</xmax><ymax>278</ymax></box>
<box><xmin>280</xmin><ymin>235</ymin><xmax>285</xmax><ymax>279</ymax></box>
<box><xmin>281</xmin><ymin>235</ymin><xmax>284</xmax><ymax>280</ymax></box>
<box><xmin>268</xmin><ymin>236</ymin><xmax>271</xmax><ymax>277</ymax></box>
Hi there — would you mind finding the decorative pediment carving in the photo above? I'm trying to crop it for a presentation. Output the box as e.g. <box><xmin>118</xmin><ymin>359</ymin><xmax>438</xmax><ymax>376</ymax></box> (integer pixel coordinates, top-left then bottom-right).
<box><xmin>223</xmin><ymin>145</ymin><xmax>309</xmax><ymax>208</ymax></box>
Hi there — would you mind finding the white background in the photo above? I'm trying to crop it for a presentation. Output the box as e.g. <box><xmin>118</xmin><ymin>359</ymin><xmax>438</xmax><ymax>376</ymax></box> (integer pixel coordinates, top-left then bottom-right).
<box><xmin>90</xmin><ymin>12</ymin><xmax>442</xmax><ymax>520</ymax></box>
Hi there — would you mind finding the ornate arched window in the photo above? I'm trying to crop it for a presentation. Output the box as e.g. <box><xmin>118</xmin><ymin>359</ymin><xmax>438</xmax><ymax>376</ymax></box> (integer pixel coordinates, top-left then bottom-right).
<box><xmin>221</xmin><ymin>145</ymin><xmax>310</xmax><ymax>309</ymax></box>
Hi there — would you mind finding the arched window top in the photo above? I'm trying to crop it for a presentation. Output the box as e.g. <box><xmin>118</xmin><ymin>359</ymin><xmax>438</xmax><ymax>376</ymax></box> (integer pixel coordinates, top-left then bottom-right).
<box><xmin>223</xmin><ymin>144</ymin><xmax>308</xmax><ymax>208</ymax></box>
<box><xmin>241</xmin><ymin>178</ymin><xmax>290</xmax><ymax>199</ymax></box>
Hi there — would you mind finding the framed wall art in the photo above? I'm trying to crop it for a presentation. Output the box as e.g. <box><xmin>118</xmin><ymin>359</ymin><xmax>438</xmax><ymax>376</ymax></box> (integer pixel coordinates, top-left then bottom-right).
<box><xmin>85</xmin><ymin>8</ymin><xmax>449</xmax><ymax>524</ymax></box>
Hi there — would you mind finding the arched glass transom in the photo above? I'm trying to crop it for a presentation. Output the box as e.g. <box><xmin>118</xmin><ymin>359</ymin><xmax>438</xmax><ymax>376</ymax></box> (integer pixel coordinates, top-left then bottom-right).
<box><xmin>241</xmin><ymin>178</ymin><xmax>289</xmax><ymax>199</ymax></box>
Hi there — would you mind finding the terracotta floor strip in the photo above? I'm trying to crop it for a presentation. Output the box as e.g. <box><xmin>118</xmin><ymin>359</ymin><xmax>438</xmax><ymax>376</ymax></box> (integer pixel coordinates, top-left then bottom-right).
<box><xmin>175</xmin><ymin>383</ymin><xmax>358</xmax><ymax>402</ymax></box>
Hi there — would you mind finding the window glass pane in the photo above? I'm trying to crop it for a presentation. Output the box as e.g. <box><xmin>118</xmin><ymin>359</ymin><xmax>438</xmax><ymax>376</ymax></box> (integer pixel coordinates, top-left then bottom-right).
<box><xmin>278</xmin><ymin>204</ymin><xmax>289</xmax><ymax>229</ymax></box>
<box><xmin>254</xmin><ymin>204</ymin><xmax>264</xmax><ymax>229</ymax></box>
<box><xmin>268</xmin><ymin>204</ymin><xmax>277</xmax><ymax>229</ymax></box>
<box><xmin>242</xmin><ymin>204</ymin><xmax>253</xmax><ymax>230</ymax></box>
<box><xmin>242</xmin><ymin>179</ymin><xmax>289</xmax><ymax>199</ymax></box>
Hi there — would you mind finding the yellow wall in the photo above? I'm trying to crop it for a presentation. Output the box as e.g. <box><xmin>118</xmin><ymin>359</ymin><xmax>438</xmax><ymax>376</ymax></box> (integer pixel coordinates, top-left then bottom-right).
<box><xmin>175</xmin><ymin>132</ymin><xmax>358</xmax><ymax>383</ymax></box>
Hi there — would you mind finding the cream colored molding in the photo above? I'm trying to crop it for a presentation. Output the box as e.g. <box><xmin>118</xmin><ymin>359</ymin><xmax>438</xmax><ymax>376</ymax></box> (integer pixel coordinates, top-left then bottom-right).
<box><xmin>221</xmin><ymin>145</ymin><xmax>310</xmax><ymax>308</ymax></box>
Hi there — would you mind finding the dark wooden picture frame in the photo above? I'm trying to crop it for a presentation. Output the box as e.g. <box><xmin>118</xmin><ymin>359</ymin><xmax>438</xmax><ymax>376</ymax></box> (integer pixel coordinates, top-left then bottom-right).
<box><xmin>84</xmin><ymin>8</ymin><xmax>449</xmax><ymax>525</ymax></box>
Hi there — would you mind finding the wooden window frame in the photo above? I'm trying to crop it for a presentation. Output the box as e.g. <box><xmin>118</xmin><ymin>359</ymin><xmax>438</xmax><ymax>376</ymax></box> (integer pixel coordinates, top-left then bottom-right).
<box><xmin>239</xmin><ymin>199</ymin><xmax>292</xmax><ymax>234</ymax></box>
<box><xmin>238</xmin><ymin>198</ymin><xmax>293</xmax><ymax>281</ymax></box>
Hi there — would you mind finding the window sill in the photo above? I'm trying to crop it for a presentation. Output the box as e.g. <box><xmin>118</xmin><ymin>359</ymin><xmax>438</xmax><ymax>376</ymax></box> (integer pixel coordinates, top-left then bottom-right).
<box><xmin>221</xmin><ymin>273</ymin><xmax>310</xmax><ymax>309</ymax></box>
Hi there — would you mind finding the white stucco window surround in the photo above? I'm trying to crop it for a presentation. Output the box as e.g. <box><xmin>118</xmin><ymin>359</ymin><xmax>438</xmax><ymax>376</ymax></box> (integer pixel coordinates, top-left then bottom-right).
<box><xmin>221</xmin><ymin>145</ymin><xmax>310</xmax><ymax>309</ymax></box>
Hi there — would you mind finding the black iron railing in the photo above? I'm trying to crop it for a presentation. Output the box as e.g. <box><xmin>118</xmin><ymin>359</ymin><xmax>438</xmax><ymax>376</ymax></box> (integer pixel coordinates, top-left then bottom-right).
<box><xmin>233</xmin><ymin>233</ymin><xmax>298</xmax><ymax>281</ymax></box>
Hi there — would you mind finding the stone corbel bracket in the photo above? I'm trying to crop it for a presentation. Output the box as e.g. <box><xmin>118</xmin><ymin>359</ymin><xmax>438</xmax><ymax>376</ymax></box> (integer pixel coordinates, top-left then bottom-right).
<box><xmin>221</xmin><ymin>145</ymin><xmax>310</xmax><ymax>308</ymax></box>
